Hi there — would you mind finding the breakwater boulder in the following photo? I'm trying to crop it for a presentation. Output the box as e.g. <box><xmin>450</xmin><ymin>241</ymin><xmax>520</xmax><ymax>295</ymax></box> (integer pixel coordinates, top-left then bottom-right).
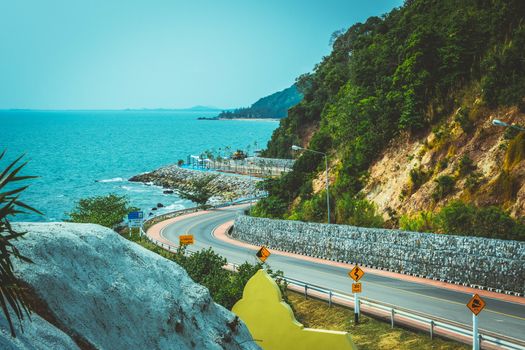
<box><xmin>1</xmin><ymin>223</ymin><xmax>259</xmax><ymax>350</ymax></box>
<box><xmin>130</xmin><ymin>165</ymin><xmax>259</xmax><ymax>202</ymax></box>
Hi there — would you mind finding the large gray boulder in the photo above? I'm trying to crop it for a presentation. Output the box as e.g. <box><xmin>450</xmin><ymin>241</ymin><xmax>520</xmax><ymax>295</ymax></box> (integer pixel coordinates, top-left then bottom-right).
<box><xmin>1</xmin><ymin>222</ymin><xmax>259</xmax><ymax>350</ymax></box>
<box><xmin>0</xmin><ymin>314</ymin><xmax>80</xmax><ymax>350</ymax></box>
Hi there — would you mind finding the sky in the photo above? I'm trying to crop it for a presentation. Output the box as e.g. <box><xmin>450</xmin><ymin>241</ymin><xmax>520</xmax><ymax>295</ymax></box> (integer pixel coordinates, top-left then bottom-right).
<box><xmin>0</xmin><ymin>0</ymin><xmax>403</xmax><ymax>110</ymax></box>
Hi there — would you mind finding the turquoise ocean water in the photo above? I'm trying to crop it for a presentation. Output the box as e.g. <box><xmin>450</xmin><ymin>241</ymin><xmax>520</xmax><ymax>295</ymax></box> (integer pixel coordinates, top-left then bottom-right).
<box><xmin>1</xmin><ymin>110</ymin><xmax>278</xmax><ymax>222</ymax></box>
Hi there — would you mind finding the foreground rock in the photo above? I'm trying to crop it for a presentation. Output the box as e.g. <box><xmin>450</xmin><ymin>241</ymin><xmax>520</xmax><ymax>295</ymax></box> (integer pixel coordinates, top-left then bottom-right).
<box><xmin>1</xmin><ymin>223</ymin><xmax>259</xmax><ymax>350</ymax></box>
<box><xmin>129</xmin><ymin>165</ymin><xmax>259</xmax><ymax>201</ymax></box>
<box><xmin>0</xmin><ymin>314</ymin><xmax>80</xmax><ymax>350</ymax></box>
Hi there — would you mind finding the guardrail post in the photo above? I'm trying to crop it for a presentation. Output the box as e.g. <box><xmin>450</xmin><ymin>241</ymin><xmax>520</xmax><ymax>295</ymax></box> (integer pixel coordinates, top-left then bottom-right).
<box><xmin>391</xmin><ymin>309</ymin><xmax>395</xmax><ymax>328</ymax></box>
<box><xmin>328</xmin><ymin>290</ymin><xmax>332</xmax><ymax>308</ymax></box>
<box><xmin>430</xmin><ymin>320</ymin><xmax>434</xmax><ymax>339</ymax></box>
<box><xmin>304</xmin><ymin>285</ymin><xmax>308</xmax><ymax>299</ymax></box>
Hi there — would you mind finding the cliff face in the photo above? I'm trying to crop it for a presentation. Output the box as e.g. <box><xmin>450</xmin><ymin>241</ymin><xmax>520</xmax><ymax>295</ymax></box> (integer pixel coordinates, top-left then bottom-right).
<box><xmin>363</xmin><ymin>105</ymin><xmax>525</xmax><ymax>221</ymax></box>
<box><xmin>1</xmin><ymin>223</ymin><xmax>259</xmax><ymax>350</ymax></box>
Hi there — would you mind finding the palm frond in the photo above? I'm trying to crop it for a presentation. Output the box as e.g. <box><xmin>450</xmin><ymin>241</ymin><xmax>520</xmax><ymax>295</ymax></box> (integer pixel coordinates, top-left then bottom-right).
<box><xmin>0</xmin><ymin>150</ymin><xmax>40</xmax><ymax>337</ymax></box>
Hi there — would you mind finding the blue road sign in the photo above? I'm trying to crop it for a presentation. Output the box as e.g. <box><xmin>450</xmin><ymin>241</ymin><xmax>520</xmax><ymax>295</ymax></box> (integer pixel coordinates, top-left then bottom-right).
<box><xmin>128</xmin><ymin>211</ymin><xmax>144</xmax><ymax>220</ymax></box>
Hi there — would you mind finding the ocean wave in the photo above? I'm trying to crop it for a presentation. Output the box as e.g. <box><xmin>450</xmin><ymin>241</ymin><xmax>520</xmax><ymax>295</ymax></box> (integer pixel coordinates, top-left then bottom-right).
<box><xmin>161</xmin><ymin>203</ymin><xmax>185</xmax><ymax>211</ymax></box>
<box><xmin>97</xmin><ymin>177</ymin><xmax>125</xmax><ymax>183</ymax></box>
<box><xmin>120</xmin><ymin>185</ymin><xmax>148</xmax><ymax>193</ymax></box>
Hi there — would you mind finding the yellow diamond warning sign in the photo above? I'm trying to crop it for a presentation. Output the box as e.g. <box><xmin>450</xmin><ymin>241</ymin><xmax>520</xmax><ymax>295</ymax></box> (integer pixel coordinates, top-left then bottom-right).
<box><xmin>467</xmin><ymin>294</ymin><xmax>486</xmax><ymax>315</ymax></box>
<box><xmin>179</xmin><ymin>234</ymin><xmax>194</xmax><ymax>245</ymax></box>
<box><xmin>352</xmin><ymin>283</ymin><xmax>362</xmax><ymax>293</ymax></box>
<box><xmin>348</xmin><ymin>265</ymin><xmax>365</xmax><ymax>282</ymax></box>
<box><xmin>256</xmin><ymin>246</ymin><xmax>271</xmax><ymax>263</ymax></box>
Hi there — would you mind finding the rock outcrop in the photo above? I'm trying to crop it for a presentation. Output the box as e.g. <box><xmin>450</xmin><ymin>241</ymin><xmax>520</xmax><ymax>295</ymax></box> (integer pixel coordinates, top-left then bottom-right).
<box><xmin>1</xmin><ymin>223</ymin><xmax>259</xmax><ymax>350</ymax></box>
<box><xmin>129</xmin><ymin>165</ymin><xmax>259</xmax><ymax>202</ymax></box>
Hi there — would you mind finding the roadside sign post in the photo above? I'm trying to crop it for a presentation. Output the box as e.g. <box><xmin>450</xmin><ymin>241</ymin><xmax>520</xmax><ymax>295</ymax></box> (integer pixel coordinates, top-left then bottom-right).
<box><xmin>354</xmin><ymin>292</ymin><xmax>360</xmax><ymax>324</ymax></box>
<box><xmin>127</xmin><ymin>211</ymin><xmax>144</xmax><ymax>236</ymax></box>
<box><xmin>256</xmin><ymin>246</ymin><xmax>271</xmax><ymax>263</ymax></box>
<box><xmin>466</xmin><ymin>294</ymin><xmax>486</xmax><ymax>350</ymax></box>
<box><xmin>348</xmin><ymin>266</ymin><xmax>364</xmax><ymax>324</ymax></box>
<box><xmin>179</xmin><ymin>234</ymin><xmax>194</xmax><ymax>246</ymax></box>
<box><xmin>472</xmin><ymin>313</ymin><xmax>479</xmax><ymax>350</ymax></box>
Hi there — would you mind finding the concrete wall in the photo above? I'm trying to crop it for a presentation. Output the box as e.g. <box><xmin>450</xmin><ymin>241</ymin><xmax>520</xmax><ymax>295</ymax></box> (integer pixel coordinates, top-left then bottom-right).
<box><xmin>232</xmin><ymin>216</ymin><xmax>525</xmax><ymax>294</ymax></box>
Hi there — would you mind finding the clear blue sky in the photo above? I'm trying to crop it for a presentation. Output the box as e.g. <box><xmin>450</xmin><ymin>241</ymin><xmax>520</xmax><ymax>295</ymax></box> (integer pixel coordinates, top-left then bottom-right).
<box><xmin>0</xmin><ymin>0</ymin><xmax>402</xmax><ymax>109</ymax></box>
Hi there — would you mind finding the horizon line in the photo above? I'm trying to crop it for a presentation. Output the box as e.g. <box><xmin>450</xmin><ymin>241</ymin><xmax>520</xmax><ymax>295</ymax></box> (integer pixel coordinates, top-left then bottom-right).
<box><xmin>0</xmin><ymin>107</ymin><xmax>234</xmax><ymax>112</ymax></box>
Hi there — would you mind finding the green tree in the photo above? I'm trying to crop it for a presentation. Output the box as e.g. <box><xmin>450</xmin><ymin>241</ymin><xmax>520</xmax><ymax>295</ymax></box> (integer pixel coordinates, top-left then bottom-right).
<box><xmin>0</xmin><ymin>151</ymin><xmax>41</xmax><ymax>336</ymax></box>
<box><xmin>177</xmin><ymin>174</ymin><xmax>219</xmax><ymax>208</ymax></box>
<box><xmin>68</xmin><ymin>194</ymin><xmax>135</xmax><ymax>228</ymax></box>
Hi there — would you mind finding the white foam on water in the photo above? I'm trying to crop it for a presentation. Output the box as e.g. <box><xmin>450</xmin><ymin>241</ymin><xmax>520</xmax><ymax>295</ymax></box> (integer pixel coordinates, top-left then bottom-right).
<box><xmin>121</xmin><ymin>185</ymin><xmax>148</xmax><ymax>193</ymax></box>
<box><xmin>161</xmin><ymin>203</ymin><xmax>185</xmax><ymax>211</ymax></box>
<box><xmin>97</xmin><ymin>177</ymin><xmax>125</xmax><ymax>183</ymax></box>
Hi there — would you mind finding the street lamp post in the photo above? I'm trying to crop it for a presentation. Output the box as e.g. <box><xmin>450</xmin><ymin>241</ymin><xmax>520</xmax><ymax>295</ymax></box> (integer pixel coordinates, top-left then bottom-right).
<box><xmin>291</xmin><ymin>145</ymin><xmax>330</xmax><ymax>224</ymax></box>
<box><xmin>492</xmin><ymin>119</ymin><xmax>525</xmax><ymax>131</ymax></box>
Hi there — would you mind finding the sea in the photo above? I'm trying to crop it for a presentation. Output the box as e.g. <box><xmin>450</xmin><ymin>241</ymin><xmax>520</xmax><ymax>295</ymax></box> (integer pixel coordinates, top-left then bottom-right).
<box><xmin>0</xmin><ymin>110</ymin><xmax>279</xmax><ymax>222</ymax></box>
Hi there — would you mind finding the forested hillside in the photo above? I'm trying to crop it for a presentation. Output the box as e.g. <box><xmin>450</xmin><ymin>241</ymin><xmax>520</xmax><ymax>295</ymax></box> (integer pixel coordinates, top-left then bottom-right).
<box><xmin>218</xmin><ymin>85</ymin><xmax>302</xmax><ymax>119</ymax></box>
<box><xmin>255</xmin><ymin>0</ymin><xmax>525</xmax><ymax>240</ymax></box>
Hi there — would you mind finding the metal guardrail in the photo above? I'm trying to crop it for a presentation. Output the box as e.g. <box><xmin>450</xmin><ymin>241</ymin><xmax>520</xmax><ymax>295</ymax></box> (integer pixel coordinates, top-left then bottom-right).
<box><xmin>281</xmin><ymin>277</ymin><xmax>525</xmax><ymax>350</ymax></box>
<box><xmin>138</xmin><ymin>204</ymin><xmax>525</xmax><ymax>350</ymax></box>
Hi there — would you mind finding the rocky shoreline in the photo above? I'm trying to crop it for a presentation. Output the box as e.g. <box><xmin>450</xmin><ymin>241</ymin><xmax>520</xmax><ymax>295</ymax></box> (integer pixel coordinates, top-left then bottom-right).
<box><xmin>129</xmin><ymin>164</ymin><xmax>260</xmax><ymax>203</ymax></box>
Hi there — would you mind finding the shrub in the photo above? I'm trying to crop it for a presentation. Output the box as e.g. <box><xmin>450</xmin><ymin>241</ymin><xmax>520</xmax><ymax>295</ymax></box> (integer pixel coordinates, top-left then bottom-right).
<box><xmin>250</xmin><ymin>196</ymin><xmax>287</xmax><ymax>219</ymax></box>
<box><xmin>294</xmin><ymin>192</ymin><xmax>328</xmax><ymax>223</ymax></box>
<box><xmin>436</xmin><ymin>157</ymin><xmax>449</xmax><ymax>171</ymax></box>
<box><xmin>465</xmin><ymin>172</ymin><xmax>483</xmax><ymax>192</ymax></box>
<box><xmin>432</xmin><ymin>175</ymin><xmax>455</xmax><ymax>201</ymax></box>
<box><xmin>434</xmin><ymin>201</ymin><xmax>525</xmax><ymax>240</ymax></box>
<box><xmin>457</xmin><ymin>155</ymin><xmax>476</xmax><ymax>177</ymax></box>
<box><xmin>408</xmin><ymin>166</ymin><xmax>429</xmax><ymax>193</ymax></box>
<box><xmin>454</xmin><ymin>107</ymin><xmax>474</xmax><ymax>133</ymax></box>
<box><xmin>336</xmin><ymin>195</ymin><xmax>383</xmax><ymax>228</ymax></box>
<box><xmin>68</xmin><ymin>194</ymin><xmax>136</xmax><ymax>228</ymax></box>
<box><xmin>399</xmin><ymin>211</ymin><xmax>436</xmax><ymax>232</ymax></box>
<box><xmin>434</xmin><ymin>201</ymin><xmax>476</xmax><ymax>235</ymax></box>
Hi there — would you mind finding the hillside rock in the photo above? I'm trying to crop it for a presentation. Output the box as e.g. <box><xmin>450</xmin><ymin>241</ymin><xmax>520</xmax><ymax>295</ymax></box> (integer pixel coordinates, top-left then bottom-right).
<box><xmin>2</xmin><ymin>223</ymin><xmax>259</xmax><ymax>350</ymax></box>
<box><xmin>362</xmin><ymin>106</ymin><xmax>525</xmax><ymax>221</ymax></box>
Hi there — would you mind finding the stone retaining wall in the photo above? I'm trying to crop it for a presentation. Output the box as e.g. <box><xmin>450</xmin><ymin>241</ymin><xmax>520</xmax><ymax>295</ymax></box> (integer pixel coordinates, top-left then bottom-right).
<box><xmin>232</xmin><ymin>215</ymin><xmax>525</xmax><ymax>294</ymax></box>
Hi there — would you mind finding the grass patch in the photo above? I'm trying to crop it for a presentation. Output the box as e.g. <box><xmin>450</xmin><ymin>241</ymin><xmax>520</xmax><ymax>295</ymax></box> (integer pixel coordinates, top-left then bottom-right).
<box><xmin>288</xmin><ymin>291</ymin><xmax>468</xmax><ymax>350</ymax></box>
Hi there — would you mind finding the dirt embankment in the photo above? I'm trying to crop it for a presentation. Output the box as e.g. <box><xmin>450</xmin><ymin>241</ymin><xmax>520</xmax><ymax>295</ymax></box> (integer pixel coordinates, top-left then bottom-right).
<box><xmin>362</xmin><ymin>104</ymin><xmax>525</xmax><ymax>221</ymax></box>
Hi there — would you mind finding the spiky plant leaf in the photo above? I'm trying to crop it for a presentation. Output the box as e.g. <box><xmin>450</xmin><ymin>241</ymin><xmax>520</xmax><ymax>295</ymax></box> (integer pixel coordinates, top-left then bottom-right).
<box><xmin>0</xmin><ymin>150</ymin><xmax>40</xmax><ymax>337</ymax></box>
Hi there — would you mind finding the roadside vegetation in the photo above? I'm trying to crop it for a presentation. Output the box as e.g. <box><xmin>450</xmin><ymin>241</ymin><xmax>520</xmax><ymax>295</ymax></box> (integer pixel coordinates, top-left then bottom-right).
<box><xmin>288</xmin><ymin>291</ymin><xmax>468</xmax><ymax>350</ymax></box>
<box><xmin>0</xmin><ymin>151</ymin><xmax>41</xmax><ymax>336</ymax></box>
<box><xmin>400</xmin><ymin>201</ymin><xmax>525</xmax><ymax>240</ymax></box>
<box><xmin>67</xmin><ymin>194</ymin><xmax>137</xmax><ymax>229</ymax></box>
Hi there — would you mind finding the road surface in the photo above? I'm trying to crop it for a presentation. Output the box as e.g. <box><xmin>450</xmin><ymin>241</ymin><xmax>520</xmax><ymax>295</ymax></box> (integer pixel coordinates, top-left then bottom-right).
<box><xmin>156</xmin><ymin>206</ymin><xmax>525</xmax><ymax>343</ymax></box>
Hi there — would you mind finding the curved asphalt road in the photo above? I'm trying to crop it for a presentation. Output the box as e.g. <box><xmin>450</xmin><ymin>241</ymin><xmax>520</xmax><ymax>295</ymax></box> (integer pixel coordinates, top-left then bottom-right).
<box><xmin>160</xmin><ymin>206</ymin><xmax>525</xmax><ymax>342</ymax></box>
